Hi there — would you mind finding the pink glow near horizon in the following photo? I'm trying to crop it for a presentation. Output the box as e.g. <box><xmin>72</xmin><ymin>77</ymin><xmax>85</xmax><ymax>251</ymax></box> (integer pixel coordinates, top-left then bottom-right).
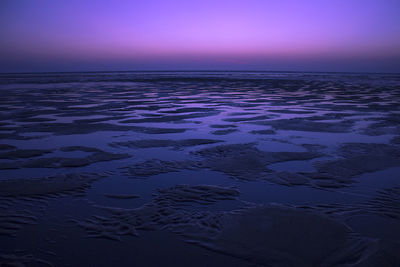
<box><xmin>1</xmin><ymin>0</ymin><xmax>399</xmax><ymax>72</ymax></box>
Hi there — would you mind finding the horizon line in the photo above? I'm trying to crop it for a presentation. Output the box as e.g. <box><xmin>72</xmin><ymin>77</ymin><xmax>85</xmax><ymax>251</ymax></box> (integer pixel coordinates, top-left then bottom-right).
<box><xmin>1</xmin><ymin>69</ymin><xmax>399</xmax><ymax>75</ymax></box>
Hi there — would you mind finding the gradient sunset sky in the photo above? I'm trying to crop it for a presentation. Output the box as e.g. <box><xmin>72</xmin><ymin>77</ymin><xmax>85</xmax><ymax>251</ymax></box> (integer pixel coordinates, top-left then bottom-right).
<box><xmin>1</xmin><ymin>0</ymin><xmax>399</xmax><ymax>73</ymax></box>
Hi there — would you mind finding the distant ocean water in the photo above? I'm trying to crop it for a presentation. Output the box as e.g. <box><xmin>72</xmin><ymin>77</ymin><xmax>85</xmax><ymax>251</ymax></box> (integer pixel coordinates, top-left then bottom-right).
<box><xmin>1</xmin><ymin>71</ymin><xmax>399</xmax><ymax>85</ymax></box>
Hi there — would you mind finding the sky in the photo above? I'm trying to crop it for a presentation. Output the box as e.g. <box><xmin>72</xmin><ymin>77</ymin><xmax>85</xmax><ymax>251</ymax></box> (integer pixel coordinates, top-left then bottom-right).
<box><xmin>0</xmin><ymin>0</ymin><xmax>399</xmax><ymax>73</ymax></box>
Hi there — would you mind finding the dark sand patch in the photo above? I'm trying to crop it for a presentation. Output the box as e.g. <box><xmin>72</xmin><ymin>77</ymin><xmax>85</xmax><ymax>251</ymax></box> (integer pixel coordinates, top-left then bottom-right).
<box><xmin>0</xmin><ymin>125</ymin><xmax>19</xmax><ymax>131</ymax></box>
<box><xmin>355</xmin><ymin>241</ymin><xmax>400</xmax><ymax>267</ymax></box>
<box><xmin>193</xmin><ymin>143</ymin><xmax>321</xmax><ymax>180</ymax></box>
<box><xmin>0</xmin><ymin>173</ymin><xmax>106</xmax><ymax>238</ymax></box>
<box><xmin>310</xmin><ymin>193</ymin><xmax>394</xmax><ymax>221</ymax></box>
<box><xmin>110</xmin><ymin>139</ymin><xmax>223</xmax><ymax>149</ymax></box>
<box><xmin>0</xmin><ymin>132</ymin><xmax>46</xmax><ymax>140</ymax></box>
<box><xmin>0</xmin><ymin>149</ymin><xmax>53</xmax><ymax>159</ymax></box>
<box><xmin>364</xmin><ymin>186</ymin><xmax>400</xmax><ymax>220</ymax></box>
<box><xmin>104</xmin><ymin>194</ymin><xmax>140</xmax><ymax>199</ymax></box>
<box><xmin>226</xmin><ymin>103</ymin><xmax>262</xmax><ymax>108</ymax></box>
<box><xmin>263</xmin><ymin>172</ymin><xmax>310</xmax><ymax>186</ymax></box>
<box><xmin>305</xmin><ymin>112</ymin><xmax>356</xmax><ymax>121</ymax></box>
<box><xmin>77</xmin><ymin>184</ymin><xmax>238</xmax><ymax>240</ymax></box>
<box><xmin>249</xmin><ymin>129</ymin><xmax>276</xmax><ymax>135</ymax></box>
<box><xmin>160</xmin><ymin>107</ymin><xmax>218</xmax><ymax>114</ymax></box>
<box><xmin>119</xmin><ymin>111</ymin><xmax>219</xmax><ymax>124</ymax></box>
<box><xmin>74</xmin><ymin>116</ymin><xmax>129</xmax><ymax>123</ymax></box>
<box><xmin>226</xmin><ymin>112</ymin><xmax>259</xmax><ymax>116</ymax></box>
<box><xmin>0</xmin><ymin>252</ymin><xmax>52</xmax><ymax>266</ymax></box>
<box><xmin>125</xmin><ymin>159</ymin><xmax>200</xmax><ymax>177</ymax></box>
<box><xmin>391</xmin><ymin>136</ymin><xmax>400</xmax><ymax>144</ymax></box>
<box><xmin>308</xmin><ymin>186</ymin><xmax>400</xmax><ymax>262</ymax></box>
<box><xmin>309</xmin><ymin>143</ymin><xmax>400</xmax><ymax>187</ymax></box>
<box><xmin>211</xmin><ymin>129</ymin><xmax>238</xmax><ymax>135</ymax></box>
<box><xmin>0</xmin><ymin>144</ymin><xmax>17</xmax><ymax>150</ymax></box>
<box><xmin>16</xmin><ymin>122</ymin><xmax>188</xmax><ymax>135</ymax></box>
<box><xmin>193</xmin><ymin>205</ymin><xmax>371</xmax><ymax>267</ymax></box>
<box><xmin>0</xmin><ymin>173</ymin><xmax>105</xmax><ymax>197</ymax></box>
<box><xmin>0</xmin><ymin>147</ymin><xmax>130</xmax><ymax>169</ymax></box>
<box><xmin>157</xmin><ymin>185</ymin><xmax>239</xmax><ymax>205</ymax></box>
<box><xmin>193</xmin><ymin>144</ymin><xmax>269</xmax><ymax>179</ymax></box>
<box><xmin>78</xmin><ymin>186</ymin><xmax>372</xmax><ymax>266</ymax></box>
<box><xmin>301</xmin><ymin>144</ymin><xmax>327</xmax><ymax>152</ymax></box>
<box><xmin>338</xmin><ymin>143</ymin><xmax>400</xmax><ymax>159</ymax></box>
<box><xmin>15</xmin><ymin>117</ymin><xmax>57</xmax><ymax>122</ymax></box>
<box><xmin>252</xmin><ymin>118</ymin><xmax>354</xmax><ymax>133</ymax></box>
<box><xmin>125</xmin><ymin>143</ymin><xmax>321</xmax><ymax>184</ymax></box>
<box><xmin>361</xmin><ymin>114</ymin><xmax>400</xmax><ymax>136</ymax></box>
<box><xmin>0</xmin><ymin>205</ymin><xmax>38</xmax><ymax>237</ymax></box>
<box><xmin>223</xmin><ymin>115</ymin><xmax>271</xmax><ymax>122</ymax></box>
<box><xmin>59</xmin><ymin>146</ymin><xmax>103</xmax><ymax>153</ymax></box>
<box><xmin>362</xmin><ymin>126</ymin><xmax>400</xmax><ymax>136</ymax></box>
<box><xmin>209</xmin><ymin>124</ymin><xmax>237</xmax><ymax>129</ymax></box>
<box><xmin>269</xmin><ymin>109</ymin><xmax>315</xmax><ymax>114</ymax></box>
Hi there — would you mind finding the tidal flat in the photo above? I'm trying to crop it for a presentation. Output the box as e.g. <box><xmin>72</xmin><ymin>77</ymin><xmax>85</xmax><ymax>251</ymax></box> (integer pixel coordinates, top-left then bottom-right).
<box><xmin>0</xmin><ymin>71</ymin><xmax>400</xmax><ymax>266</ymax></box>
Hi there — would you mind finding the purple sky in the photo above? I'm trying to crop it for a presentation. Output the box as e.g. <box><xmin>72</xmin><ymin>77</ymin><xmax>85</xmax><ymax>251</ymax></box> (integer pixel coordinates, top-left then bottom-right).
<box><xmin>1</xmin><ymin>0</ymin><xmax>399</xmax><ymax>72</ymax></box>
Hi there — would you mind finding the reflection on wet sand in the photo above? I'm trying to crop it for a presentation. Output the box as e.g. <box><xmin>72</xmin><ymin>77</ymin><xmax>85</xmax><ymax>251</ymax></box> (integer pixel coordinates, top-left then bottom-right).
<box><xmin>0</xmin><ymin>72</ymin><xmax>399</xmax><ymax>266</ymax></box>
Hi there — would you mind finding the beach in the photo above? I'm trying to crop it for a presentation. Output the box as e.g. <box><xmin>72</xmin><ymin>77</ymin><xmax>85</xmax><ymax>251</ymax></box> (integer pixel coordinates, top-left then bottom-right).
<box><xmin>0</xmin><ymin>71</ymin><xmax>399</xmax><ymax>266</ymax></box>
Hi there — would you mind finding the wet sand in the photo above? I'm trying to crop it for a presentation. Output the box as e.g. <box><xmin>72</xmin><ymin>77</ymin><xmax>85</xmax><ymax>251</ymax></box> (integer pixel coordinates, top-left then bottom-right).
<box><xmin>0</xmin><ymin>71</ymin><xmax>400</xmax><ymax>266</ymax></box>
